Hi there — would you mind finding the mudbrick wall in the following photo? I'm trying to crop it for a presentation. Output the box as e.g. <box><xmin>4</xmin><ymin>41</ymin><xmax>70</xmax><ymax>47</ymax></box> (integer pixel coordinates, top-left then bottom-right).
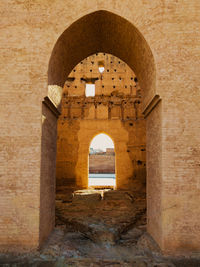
<box><xmin>56</xmin><ymin>53</ymin><xmax>146</xmax><ymax>190</ymax></box>
<box><xmin>89</xmin><ymin>154</ymin><xmax>115</xmax><ymax>174</ymax></box>
<box><xmin>40</xmin><ymin>103</ymin><xmax>58</xmax><ymax>245</ymax></box>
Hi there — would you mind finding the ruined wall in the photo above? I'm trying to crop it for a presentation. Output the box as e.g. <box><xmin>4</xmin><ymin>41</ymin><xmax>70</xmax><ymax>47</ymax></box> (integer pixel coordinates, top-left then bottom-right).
<box><xmin>56</xmin><ymin>53</ymin><xmax>146</xmax><ymax>190</ymax></box>
<box><xmin>89</xmin><ymin>154</ymin><xmax>115</xmax><ymax>174</ymax></box>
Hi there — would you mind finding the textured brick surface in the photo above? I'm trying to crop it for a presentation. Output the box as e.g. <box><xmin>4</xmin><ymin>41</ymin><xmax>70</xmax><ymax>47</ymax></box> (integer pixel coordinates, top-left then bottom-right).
<box><xmin>89</xmin><ymin>154</ymin><xmax>115</xmax><ymax>174</ymax></box>
<box><xmin>40</xmin><ymin>104</ymin><xmax>57</xmax><ymax>245</ymax></box>
<box><xmin>146</xmin><ymin>101</ymin><xmax>162</xmax><ymax>248</ymax></box>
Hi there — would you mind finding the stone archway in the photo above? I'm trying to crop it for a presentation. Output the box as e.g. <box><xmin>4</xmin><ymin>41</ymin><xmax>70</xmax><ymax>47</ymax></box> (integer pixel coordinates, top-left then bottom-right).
<box><xmin>44</xmin><ymin>10</ymin><xmax>162</xmax><ymax>251</ymax></box>
<box><xmin>76</xmin><ymin>122</ymin><xmax>134</xmax><ymax>189</ymax></box>
<box><xmin>1</xmin><ymin>0</ymin><xmax>199</xmax><ymax>256</ymax></box>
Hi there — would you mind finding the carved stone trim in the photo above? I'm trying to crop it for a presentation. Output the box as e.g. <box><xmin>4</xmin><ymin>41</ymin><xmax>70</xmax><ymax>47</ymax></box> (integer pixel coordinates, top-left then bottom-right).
<box><xmin>142</xmin><ymin>95</ymin><xmax>161</xmax><ymax>118</ymax></box>
<box><xmin>43</xmin><ymin>96</ymin><xmax>61</xmax><ymax>118</ymax></box>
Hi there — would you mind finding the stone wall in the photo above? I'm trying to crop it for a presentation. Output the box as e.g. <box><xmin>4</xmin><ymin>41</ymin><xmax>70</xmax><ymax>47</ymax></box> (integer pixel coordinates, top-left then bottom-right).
<box><xmin>89</xmin><ymin>154</ymin><xmax>115</xmax><ymax>174</ymax></box>
<box><xmin>39</xmin><ymin>101</ymin><xmax>58</xmax><ymax>245</ymax></box>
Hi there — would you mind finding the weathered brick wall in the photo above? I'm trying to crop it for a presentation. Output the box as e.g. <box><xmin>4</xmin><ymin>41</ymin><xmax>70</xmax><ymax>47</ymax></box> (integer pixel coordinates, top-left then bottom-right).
<box><xmin>39</xmin><ymin>103</ymin><xmax>57</xmax><ymax>245</ymax></box>
<box><xmin>89</xmin><ymin>154</ymin><xmax>115</xmax><ymax>174</ymax></box>
<box><xmin>146</xmin><ymin>101</ymin><xmax>162</xmax><ymax>248</ymax></box>
<box><xmin>0</xmin><ymin>1</ymin><xmax>42</xmax><ymax>251</ymax></box>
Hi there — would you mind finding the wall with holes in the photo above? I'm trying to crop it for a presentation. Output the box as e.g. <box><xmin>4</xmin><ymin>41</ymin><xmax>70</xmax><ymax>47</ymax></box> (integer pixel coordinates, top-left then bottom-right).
<box><xmin>56</xmin><ymin>53</ymin><xmax>146</xmax><ymax>189</ymax></box>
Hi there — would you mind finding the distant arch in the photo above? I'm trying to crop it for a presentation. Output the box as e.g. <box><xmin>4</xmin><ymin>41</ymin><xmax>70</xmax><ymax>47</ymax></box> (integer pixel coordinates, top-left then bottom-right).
<box><xmin>89</xmin><ymin>132</ymin><xmax>115</xmax><ymax>151</ymax></box>
<box><xmin>88</xmin><ymin>133</ymin><xmax>116</xmax><ymax>188</ymax></box>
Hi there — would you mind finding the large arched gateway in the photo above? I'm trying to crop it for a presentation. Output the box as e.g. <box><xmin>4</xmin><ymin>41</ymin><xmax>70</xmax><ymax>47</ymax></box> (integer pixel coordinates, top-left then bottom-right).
<box><xmin>44</xmin><ymin>10</ymin><xmax>161</xmax><ymax>252</ymax></box>
<box><xmin>0</xmin><ymin>2</ymin><xmax>199</xmax><ymax>256</ymax></box>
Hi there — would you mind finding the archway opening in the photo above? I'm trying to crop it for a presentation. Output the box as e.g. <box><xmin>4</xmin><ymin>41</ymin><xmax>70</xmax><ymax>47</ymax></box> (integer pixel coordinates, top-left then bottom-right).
<box><xmin>89</xmin><ymin>133</ymin><xmax>115</xmax><ymax>188</ymax></box>
<box><xmin>44</xmin><ymin>9</ymin><xmax>160</xmax><ymax>252</ymax></box>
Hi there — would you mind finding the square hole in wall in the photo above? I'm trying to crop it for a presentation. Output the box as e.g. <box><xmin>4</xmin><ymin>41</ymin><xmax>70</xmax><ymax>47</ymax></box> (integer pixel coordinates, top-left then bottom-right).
<box><xmin>85</xmin><ymin>83</ymin><xmax>95</xmax><ymax>97</ymax></box>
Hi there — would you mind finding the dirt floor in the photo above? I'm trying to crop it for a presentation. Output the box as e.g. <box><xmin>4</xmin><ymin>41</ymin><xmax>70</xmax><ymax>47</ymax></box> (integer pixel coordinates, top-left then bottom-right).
<box><xmin>0</xmin><ymin>189</ymin><xmax>200</xmax><ymax>266</ymax></box>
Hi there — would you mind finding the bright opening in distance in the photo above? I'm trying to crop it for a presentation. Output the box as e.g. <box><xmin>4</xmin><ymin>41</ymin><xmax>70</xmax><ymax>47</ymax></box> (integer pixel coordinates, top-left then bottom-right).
<box><xmin>85</xmin><ymin>83</ymin><xmax>95</xmax><ymax>97</ymax></box>
<box><xmin>98</xmin><ymin>66</ymin><xmax>105</xmax><ymax>73</ymax></box>
<box><xmin>90</xmin><ymin>133</ymin><xmax>114</xmax><ymax>152</ymax></box>
<box><xmin>89</xmin><ymin>133</ymin><xmax>115</xmax><ymax>187</ymax></box>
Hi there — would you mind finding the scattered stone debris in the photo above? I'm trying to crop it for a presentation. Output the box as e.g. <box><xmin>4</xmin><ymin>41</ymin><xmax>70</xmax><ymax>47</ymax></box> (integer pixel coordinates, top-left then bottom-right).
<box><xmin>0</xmin><ymin>190</ymin><xmax>200</xmax><ymax>266</ymax></box>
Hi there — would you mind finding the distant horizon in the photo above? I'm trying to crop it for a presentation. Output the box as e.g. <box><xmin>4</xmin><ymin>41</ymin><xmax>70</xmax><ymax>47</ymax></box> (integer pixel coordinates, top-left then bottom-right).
<box><xmin>90</xmin><ymin>147</ymin><xmax>114</xmax><ymax>151</ymax></box>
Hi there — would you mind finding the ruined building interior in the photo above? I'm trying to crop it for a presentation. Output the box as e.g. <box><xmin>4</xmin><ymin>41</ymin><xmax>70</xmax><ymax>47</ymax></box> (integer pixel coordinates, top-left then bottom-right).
<box><xmin>53</xmin><ymin>53</ymin><xmax>149</xmax><ymax>263</ymax></box>
<box><xmin>56</xmin><ymin>52</ymin><xmax>146</xmax><ymax>190</ymax></box>
<box><xmin>53</xmin><ymin>54</ymin><xmax>148</xmax><ymax>263</ymax></box>
<box><xmin>0</xmin><ymin>1</ymin><xmax>200</xmax><ymax>266</ymax></box>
